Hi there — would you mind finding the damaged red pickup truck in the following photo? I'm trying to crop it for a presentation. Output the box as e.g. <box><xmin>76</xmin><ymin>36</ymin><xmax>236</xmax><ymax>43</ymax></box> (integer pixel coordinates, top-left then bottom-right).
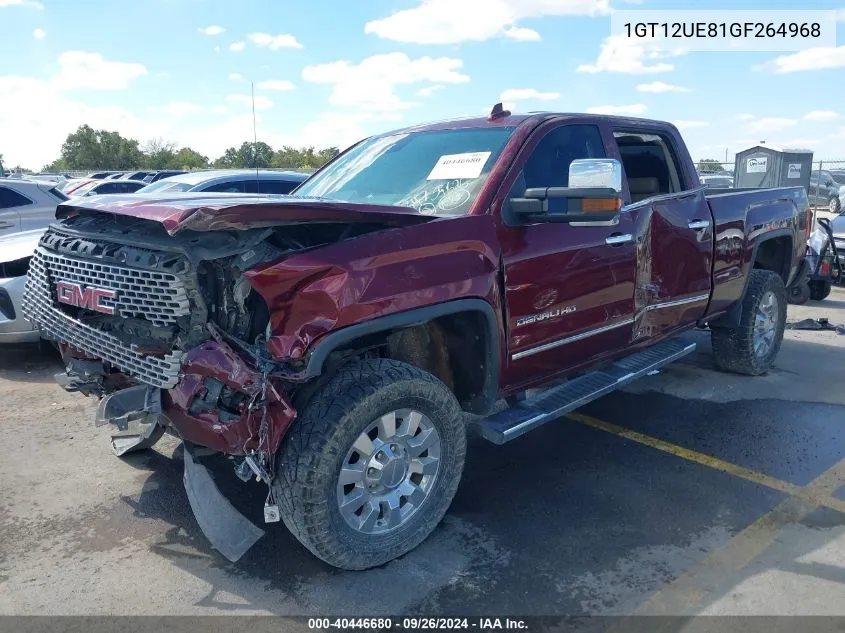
<box><xmin>23</xmin><ymin>108</ymin><xmax>811</xmax><ymax>570</ymax></box>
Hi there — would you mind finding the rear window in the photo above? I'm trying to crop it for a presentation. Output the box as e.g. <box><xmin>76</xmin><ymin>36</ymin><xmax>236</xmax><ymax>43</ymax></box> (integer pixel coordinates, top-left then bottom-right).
<box><xmin>258</xmin><ymin>179</ymin><xmax>299</xmax><ymax>194</ymax></box>
<box><xmin>137</xmin><ymin>180</ymin><xmax>194</xmax><ymax>193</ymax></box>
<box><xmin>48</xmin><ymin>186</ymin><xmax>69</xmax><ymax>201</ymax></box>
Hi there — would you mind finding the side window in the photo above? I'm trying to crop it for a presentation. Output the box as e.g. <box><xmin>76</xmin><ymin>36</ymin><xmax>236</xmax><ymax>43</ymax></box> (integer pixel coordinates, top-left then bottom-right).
<box><xmin>516</xmin><ymin>124</ymin><xmax>606</xmax><ymax>193</ymax></box>
<box><xmin>612</xmin><ymin>131</ymin><xmax>685</xmax><ymax>203</ymax></box>
<box><xmin>0</xmin><ymin>186</ymin><xmax>34</xmax><ymax>209</ymax></box>
<box><xmin>204</xmin><ymin>180</ymin><xmax>247</xmax><ymax>193</ymax></box>
<box><xmin>258</xmin><ymin>180</ymin><xmax>297</xmax><ymax>194</ymax></box>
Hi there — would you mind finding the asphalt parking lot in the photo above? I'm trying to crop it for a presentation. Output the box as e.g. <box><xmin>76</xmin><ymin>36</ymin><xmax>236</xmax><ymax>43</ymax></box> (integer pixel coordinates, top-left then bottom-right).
<box><xmin>0</xmin><ymin>289</ymin><xmax>843</xmax><ymax>621</ymax></box>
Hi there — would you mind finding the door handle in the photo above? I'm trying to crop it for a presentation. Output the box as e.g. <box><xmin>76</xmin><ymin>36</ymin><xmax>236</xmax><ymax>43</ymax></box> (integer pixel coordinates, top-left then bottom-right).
<box><xmin>688</xmin><ymin>219</ymin><xmax>711</xmax><ymax>230</ymax></box>
<box><xmin>605</xmin><ymin>233</ymin><xmax>633</xmax><ymax>246</ymax></box>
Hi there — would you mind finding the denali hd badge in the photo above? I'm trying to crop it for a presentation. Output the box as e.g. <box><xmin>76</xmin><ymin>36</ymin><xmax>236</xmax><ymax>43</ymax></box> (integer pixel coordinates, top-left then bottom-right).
<box><xmin>56</xmin><ymin>281</ymin><xmax>117</xmax><ymax>315</ymax></box>
<box><xmin>515</xmin><ymin>305</ymin><xmax>576</xmax><ymax>328</ymax></box>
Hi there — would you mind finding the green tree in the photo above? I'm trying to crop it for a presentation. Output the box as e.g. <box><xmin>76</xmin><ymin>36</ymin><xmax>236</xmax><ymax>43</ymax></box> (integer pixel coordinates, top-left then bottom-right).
<box><xmin>143</xmin><ymin>137</ymin><xmax>178</xmax><ymax>169</ymax></box>
<box><xmin>173</xmin><ymin>147</ymin><xmax>209</xmax><ymax>170</ymax></box>
<box><xmin>213</xmin><ymin>141</ymin><xmax>273</xmax><ymax>168</ymax></box>
<box><xmin>271</xmin><ymin>145</ymin><xmax>339</xmax><ymax>169</ymax></box>
<box><xmin>56</xmin><ymin>125</ymin><xmax>145</xmax><ymax>170</ymax></box>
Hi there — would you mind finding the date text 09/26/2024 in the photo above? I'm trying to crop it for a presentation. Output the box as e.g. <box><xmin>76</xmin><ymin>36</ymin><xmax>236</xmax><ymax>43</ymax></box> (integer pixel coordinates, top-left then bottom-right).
<box><xmin>307</xmin><ymin>618</ymin><xmax>528</xmax><ymax>630</ymax></box>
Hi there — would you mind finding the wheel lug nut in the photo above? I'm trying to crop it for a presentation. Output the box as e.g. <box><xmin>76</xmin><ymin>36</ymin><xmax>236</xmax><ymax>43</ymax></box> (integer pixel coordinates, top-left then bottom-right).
<box><xmin>367</xmin><ymin>467</ymin><xmax>376</xmax><ymax>476</ymax></box>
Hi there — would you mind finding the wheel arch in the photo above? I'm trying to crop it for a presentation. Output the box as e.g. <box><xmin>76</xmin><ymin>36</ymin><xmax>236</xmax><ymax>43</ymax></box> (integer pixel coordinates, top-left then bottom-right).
<box><xmin>711</xmin><ymin>229</ymin><xmax>794</xmax><ymax>328</ymax></box>
<box><xmin>301</xmin><ymin>298</ymin><xmax>501</xmax><ymax>414</ymax></box>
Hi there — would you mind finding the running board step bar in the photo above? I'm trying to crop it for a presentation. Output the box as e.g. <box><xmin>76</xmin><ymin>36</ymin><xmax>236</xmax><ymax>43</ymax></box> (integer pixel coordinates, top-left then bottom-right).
<box><xmin>479</xmin><ymin>339</ymin><xmax>696</xmax><ymax>445</ymax></box>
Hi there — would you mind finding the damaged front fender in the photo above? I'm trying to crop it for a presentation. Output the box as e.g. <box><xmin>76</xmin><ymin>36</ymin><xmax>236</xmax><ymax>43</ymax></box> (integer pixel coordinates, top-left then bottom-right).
<box><xmin>162</xmin><ymin>337</ymin><xmax>297</xmax><ymax>457</ymax></box>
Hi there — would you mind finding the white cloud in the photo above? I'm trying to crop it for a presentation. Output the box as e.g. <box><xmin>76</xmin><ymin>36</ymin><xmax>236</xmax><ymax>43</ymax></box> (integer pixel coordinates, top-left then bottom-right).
<box><xmin>416</xmin><ymin>85</ymin><xmax>444</xmax><ymax>97</ymax></box>
<box><xmin>578</xmin><ymin>35</ymin><xmax>682</xmax><ymax>74</ymax></box>
<box><xmin>302</xmin><ymin>52</ymin><xmax>470</xmax><ymax>111</ymax></box>
<box><xmin>803</xmin><ymin>110</ymin><xmax>841</xmax><ymax>121</ymax></box>
<box><xmin>672</xmin><ymin>120</ymin><xmax>709</xmax><ymax>131</ymax></box>
<box><xmin>755</xmin><ymin>47</ymin><xmax>845</xmax><ymax>73</ymax></box>
<box><xmin>746</xmin><ymin>117</ymin><xmax>797</xmax><ymax>133</ymax></box>
<box><xmin>586</xmin><ymin>104</ymin><xmax>647</xmax><ymax>115</ymax></box>
<box><xmin>364</xmin><ymin>0</ymin><xmax>609</xmax><ymax>45</ymax></box>
<box><xmin>256</xmin><ymin>79</ymin><xmax>295</xmax><ymax>91</ymax></box>
<box><xmin>229</xmin><ymin>41</ymin><xmax>246</xmax><ymax>52</ymax></box>
<box><xmin>32</xmin><ymin>28</ymin><xmax>46</xmax><ymax>39</ymax></box>
<box><xmin>504</xmin><ymin>26</ymin><xmax>541</xmax><ymax>41</ymax></box>
<box><xmin>636</xmin><ymin>81</ymin><xmax>690</xmax><ymax>93</ymax></box>
<box><xmin>214</xmin><ymin>45</ymin><xmax>220</xmax><ymax>53</ymax></box>
<box><xmin>51</xmin><ymin>51</ymin><xmax>148</xmax><ymax>91</ymax></box>
<box><xmin>226</xmin><ymin>94</ymin><xmax>274</xmax><ymax>110</ymax></box>
<box><xmin>0</xmin><ymin>75</ymin><xmax>166</xmax><ymax>168</ymax></box>
<box><xmin>736</xmin><ymin>114</ymin><xmax>755</xmax><ymax>121</ymax></box>
<box><xmin>247</xmin><ymin>32</ymin><xmax>303</xmax><ymax>50</ymax></box>
<box><xmin>0</xmin><ymin>0</ymin><xmax>43</xmax><ymax>8</ymax></box>
<box><xmin>500</xmin><ymin>88</ymin><xmax>559</xmax><ymax>102</ymax></box>
<box><xmin>210</xmin><ymin>105</ymin><xmax>229</xmax><ymax>115</ymax></box>
<box><xmin>198</xmin><ymin>25</ymin><xmax>225</xmax><ymax>36</ymax></box>
<box><xmin>152</xmin><ymin>101</ymin><xmax>204</xmax><ymax>117</ymax></box>
<box><xmin>228</xmin><ymin>73</ymin><xmax>243</xmax><ymax>81</ymax></box>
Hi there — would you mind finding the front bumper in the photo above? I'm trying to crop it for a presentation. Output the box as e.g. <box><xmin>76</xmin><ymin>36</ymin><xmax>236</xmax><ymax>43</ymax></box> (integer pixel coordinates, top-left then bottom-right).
<box><xmin>59</xmin><ymin>335</ymin><xmax>297</xmax><ymax>457</ymax></box>
<box><xmin>0</xmin><ymin>275</ymin><xmax>40</xmax><ymax>344</ymax></box>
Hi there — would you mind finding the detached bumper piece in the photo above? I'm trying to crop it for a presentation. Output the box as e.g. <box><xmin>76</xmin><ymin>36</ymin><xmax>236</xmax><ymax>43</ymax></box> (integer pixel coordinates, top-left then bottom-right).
<box><xmin>95</xmin><ymin>384</ymin><xmax>165</xmax><ymax>456</ymax></box>
<box><xmin>182</xmin><ymin>441</ymin><xmax>265</xmax><ymax>562</ymax></box>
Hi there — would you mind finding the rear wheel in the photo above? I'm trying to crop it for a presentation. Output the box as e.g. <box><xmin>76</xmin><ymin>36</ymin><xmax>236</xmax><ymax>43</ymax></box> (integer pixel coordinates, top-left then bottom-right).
<box><xmin>809</xmin><ymin>280</ymin><xmax>832</xmax><ymax>301</ymax></box>
<box><xmin>274</xmin><ymin>358</ymin><xmax>466</xmax><ymax>570</ymax></box>
<box><xmin>711</xmin><ymin>270</ymin><xmax>787</xmax><ymax>376</ymax></box>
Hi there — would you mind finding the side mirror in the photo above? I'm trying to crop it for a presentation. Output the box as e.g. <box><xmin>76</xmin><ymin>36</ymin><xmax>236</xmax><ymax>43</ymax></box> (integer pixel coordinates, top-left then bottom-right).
<box><xmin>509</xmin><ymin>159</ymin><xmax>624</xmax><ymax>224</ymax></box>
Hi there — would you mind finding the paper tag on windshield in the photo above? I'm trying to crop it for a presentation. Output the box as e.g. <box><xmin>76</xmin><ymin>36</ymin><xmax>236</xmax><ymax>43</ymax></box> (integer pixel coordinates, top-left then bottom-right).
<box><xmin>427</xmin><ymin>152</ymin><xmax>491</xmax><ymax>180</ymax></box>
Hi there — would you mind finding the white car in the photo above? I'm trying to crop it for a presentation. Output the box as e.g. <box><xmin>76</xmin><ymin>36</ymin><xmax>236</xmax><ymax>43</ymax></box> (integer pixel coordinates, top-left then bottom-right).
<box><xmin>0</xmin><ymin>179</ymin><xmax>66</xmax><ymax>238</ymax></box>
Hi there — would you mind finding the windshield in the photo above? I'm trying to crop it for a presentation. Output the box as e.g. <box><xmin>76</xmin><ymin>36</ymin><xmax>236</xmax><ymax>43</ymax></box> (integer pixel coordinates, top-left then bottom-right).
<box><xmin>294</xmin><ymin>127</ymin><xmax>516</xmax><ymax>216</ymax></box>
<box><xmin>137</xmin><ymin>180</ymin><xmax>194</xmax><ymax>193</ymax></box>
<box><xmin>71</xmin><ymin>182</ymin><xmax>100</xmax><ymax>196</ymax></box>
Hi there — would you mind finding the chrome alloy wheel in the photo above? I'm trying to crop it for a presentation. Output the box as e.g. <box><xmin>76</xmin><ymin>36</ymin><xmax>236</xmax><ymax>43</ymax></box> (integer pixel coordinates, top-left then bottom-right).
<box><xmin>336</xmin><ymin>409</ymin><xmax>441</xmax><ymax>535</ymax></box>
<box><xmin>753</xmin><ymin>290</ymin><xmax>778</xmax><ymax>358</ymax></box>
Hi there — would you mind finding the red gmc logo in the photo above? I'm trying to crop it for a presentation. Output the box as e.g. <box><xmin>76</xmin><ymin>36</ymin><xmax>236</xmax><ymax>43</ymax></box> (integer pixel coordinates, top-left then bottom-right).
<box><xmin>56</xmin><ymin>281</ymin><xmax>117</xmax><ymax>315</ymax></box>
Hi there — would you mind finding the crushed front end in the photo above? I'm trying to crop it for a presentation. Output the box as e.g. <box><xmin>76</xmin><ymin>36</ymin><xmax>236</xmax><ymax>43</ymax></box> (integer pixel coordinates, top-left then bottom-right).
<box><xmin>21</xmin><ymin>210</ymin><xmax>298</xmax><ymax>561</ymax></box>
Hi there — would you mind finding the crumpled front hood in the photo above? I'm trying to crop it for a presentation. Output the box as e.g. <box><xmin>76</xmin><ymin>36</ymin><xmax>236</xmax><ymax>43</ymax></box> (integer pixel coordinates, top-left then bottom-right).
<box><xmin>55</xmin><ymin>193</ymin><xmax>436</xmax><ymax>235</ymax></box>
<box><xmin>0</xmin><ymin>228</ymin><xmax>47</xmax><ymax>263</ymax></box>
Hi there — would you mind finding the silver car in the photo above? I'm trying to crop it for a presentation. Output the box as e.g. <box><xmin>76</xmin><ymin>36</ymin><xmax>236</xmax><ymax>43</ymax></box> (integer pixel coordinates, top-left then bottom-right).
<box><xmin>135</xmin><ymin>169</ymin><xmax>309</xmax><ymax>195</ymax></box>
<box><xmin>0</xmin><ymin>179</ymin><xmax>66</xmax><ymax>237</ymax></box>
<box><xmin>0</xmin><ymin>229</ymin><xmax>45</xmax><ymax>343</ymax></box>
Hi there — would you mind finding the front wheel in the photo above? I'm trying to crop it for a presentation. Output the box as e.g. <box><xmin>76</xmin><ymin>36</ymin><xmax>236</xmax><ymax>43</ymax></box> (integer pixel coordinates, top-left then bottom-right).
<box><xmin>274</xmin><ymin>358</ymin><xmax>466</xmax><ymax>570</ymax></box>
<box><xmin>711</xmin><ymin>270</ymin><xmax>787</xmax><ymax>376</ymax></box>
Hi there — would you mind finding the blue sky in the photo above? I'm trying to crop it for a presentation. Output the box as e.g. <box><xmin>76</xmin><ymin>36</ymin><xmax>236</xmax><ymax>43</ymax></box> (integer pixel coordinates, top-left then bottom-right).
<box><xmin>0</xmin><ymin>0</ymin><xmax>844</xmax><ymax>169</ymax></box>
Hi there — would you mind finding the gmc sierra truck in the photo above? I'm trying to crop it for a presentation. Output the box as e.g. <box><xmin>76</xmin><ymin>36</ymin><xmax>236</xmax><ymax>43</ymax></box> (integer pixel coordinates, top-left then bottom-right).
<box><xmin>22</xmin><ymin>107</ymin><xmax>810</xmax><ymax>570</ymax></box>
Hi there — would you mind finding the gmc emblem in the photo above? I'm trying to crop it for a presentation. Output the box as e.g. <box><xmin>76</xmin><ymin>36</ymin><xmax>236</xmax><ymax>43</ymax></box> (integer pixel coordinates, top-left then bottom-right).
<box><xmin>56</xmin><ymin>281</ymin><xmax>117</xmax><ymax>315</ymax></box>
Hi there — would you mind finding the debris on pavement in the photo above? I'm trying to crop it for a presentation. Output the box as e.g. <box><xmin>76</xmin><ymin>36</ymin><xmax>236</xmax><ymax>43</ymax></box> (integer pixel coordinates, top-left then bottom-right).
<box><xmin>785</xmin><ymin>317</ymin><xmax>845</xmax><ymax>334</ymax></box>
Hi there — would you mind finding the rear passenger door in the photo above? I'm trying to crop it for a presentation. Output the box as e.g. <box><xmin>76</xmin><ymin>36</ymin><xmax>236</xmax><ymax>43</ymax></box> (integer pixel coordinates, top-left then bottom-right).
<box><xmin>610</xmin><ymin>129</ymin><xmax>713</xmax><ymax>342</ymax></box>
<box><xmin>0</xmin><ymin>186</ymin><xmax>27</xmax><ymax>235</ymax></box>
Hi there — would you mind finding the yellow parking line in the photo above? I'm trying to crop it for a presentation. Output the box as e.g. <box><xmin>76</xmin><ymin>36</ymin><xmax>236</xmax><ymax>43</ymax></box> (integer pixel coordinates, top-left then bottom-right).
<box><xmin>566</xmin><ymin>412</ymin><xmax>845</xmax><ymax>514</ymax></box>
<box><xmin>564</xmin><ymin>410</ymin><xmax>845</xmax><ymax>626</ymax></box>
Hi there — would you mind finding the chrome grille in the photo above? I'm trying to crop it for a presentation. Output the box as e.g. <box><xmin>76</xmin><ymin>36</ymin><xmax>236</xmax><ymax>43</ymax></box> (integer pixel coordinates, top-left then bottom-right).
<box><xmin>39</xmin><ymin>249</ymin><xmax>189</xmax><ymax>327</ymax></box>
<box><xmin>21</xmin><ymin>248</ymin><xmax>183</xmax><ymax>389</ymax></box>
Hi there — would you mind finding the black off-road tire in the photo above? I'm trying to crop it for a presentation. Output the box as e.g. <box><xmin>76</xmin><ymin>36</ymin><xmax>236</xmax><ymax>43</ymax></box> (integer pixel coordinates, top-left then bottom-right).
<box><xmin>273</xmin><ymin>358</ymin><xmax>466</xmax><ymax>570</ymax></box>
<box><xmin>711</xmin><ymin>270</ymin><xmax>787</xmax><ymax>376</ymax></box>
<box><xmin>787</xmin><ymin>281</ymin><xmax>810</xmax><ymax>305</ymax></box>
<box><xmin>809</xmin><ymin>280</ymin><xmax>832</xmax><ymax>301</ymax></box>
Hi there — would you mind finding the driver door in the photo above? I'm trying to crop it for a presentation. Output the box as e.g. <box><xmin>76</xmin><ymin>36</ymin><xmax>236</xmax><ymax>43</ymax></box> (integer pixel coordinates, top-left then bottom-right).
<box><xmin>497</xmin><ymin>121</ymin><xmax>637</xmax><ymax>390</ymax></box>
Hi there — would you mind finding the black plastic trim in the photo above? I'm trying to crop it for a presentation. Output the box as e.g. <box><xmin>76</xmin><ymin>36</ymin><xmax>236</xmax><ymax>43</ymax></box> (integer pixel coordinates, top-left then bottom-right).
<box><xmin>303</xmin><ymin>298</ymin><xmax>501</xmax><ymax>414</ymax></box>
